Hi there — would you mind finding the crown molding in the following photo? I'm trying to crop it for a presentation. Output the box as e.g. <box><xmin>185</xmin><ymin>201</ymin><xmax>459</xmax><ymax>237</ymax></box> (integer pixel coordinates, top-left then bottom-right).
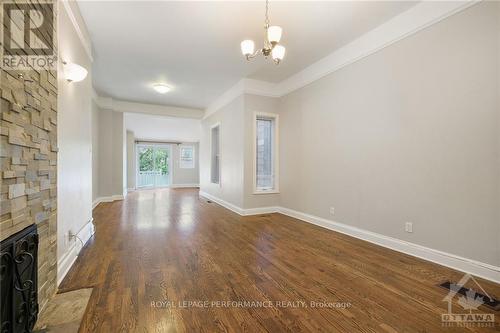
<box><xmin>204</xmin><ymin>80</ymin><xmax>245</xmax><ymax>119</ymax></box>
<box><xmin>61</xmin><ymin>1</ymin><xmax>93</xmax><ymax>62</ymax></box>
<box><xmin>204</xmin><ymin>0</ymin><xmax>480</xmax><ymax>117</ymax></box>
<box><xmin>91</xmin><ymin>88</ymin><xmax>99</xmax><ymax>103</ymax></box>
<box><xmin>243</xmin><ymin>79</ymin><xmax>281</xmax><ymax>98</ymax></box>
<box><xmin>94</xmin><ymin>95</ymin><xmax>204</xmax><ymax>119</ymax></box>
<box><xmin>204</xmin><ymin>78</ymin><xmax>281</xmax><ymax>119</ymax></box>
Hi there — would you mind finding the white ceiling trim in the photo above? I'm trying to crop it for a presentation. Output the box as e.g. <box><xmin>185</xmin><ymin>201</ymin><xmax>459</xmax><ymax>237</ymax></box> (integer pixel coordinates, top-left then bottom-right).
<box><xmin>94</xmin><ymin>96</ymin><xmax>204</xmax><ymax>119</ymax></box>
<box><xmin>203</xmin><ymin>79</ymin><xmax>281</xmax><ymax>119</ymax></box>
<box><xmin>204</xmin><ymin>78</ymin><xmax>281</xmax><ymax>119</ymax></box>
<box><xmin>204</xmin><ymin>80</ymin><xmax>245</xmax><ymax>119</ymax></box>
<box><xmin>205</xmin><ymin>0</ymin><xmax>479</xmax><ymax>117</ymax></box>
<box><xmin>61</xmin><ymin>1</ymin><xmax>93</xmax><ymax>62</ymax></box>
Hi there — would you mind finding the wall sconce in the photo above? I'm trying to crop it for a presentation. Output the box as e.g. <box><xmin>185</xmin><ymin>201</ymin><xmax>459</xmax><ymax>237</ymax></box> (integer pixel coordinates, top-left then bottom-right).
<box><xmin>63</xmin><ymin>61</ymin><xmax>88</xmax><ymax>82</ymax></box>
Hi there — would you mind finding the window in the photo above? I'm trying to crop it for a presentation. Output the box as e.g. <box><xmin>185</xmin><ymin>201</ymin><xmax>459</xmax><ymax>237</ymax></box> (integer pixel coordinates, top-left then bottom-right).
<box><xmin>254</xmin><ymin>112</ymin><xmax>279</xmax><ymax>193</ymax></box>
<box><xmin>179</xmin><ymin>146</ymin><xmax>195</xmax><ymax>169</ymax></box>
<box><xmin>211</xmin><ymin>124</ymin><xmax>220</xmax><ymax>184</ymax></box>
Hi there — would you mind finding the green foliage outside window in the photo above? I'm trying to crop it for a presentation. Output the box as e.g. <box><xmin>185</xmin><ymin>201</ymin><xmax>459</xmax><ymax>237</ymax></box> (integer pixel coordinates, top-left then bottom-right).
<box><xmin>155</xmin><ymin>149</ymin><xmax>169</xmax><ymax>175</ymax></box>
<box><xmin>139</xmin><ymin>147</ymin><xmax>169</xmax><ymax>175</ymax></box>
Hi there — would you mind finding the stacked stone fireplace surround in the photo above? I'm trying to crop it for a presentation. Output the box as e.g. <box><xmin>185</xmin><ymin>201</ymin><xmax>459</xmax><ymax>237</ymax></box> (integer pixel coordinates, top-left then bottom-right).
<box><xmin>1</xmin><ymin>0</ymin><xmax>58</xmax><ymax>312</ymax></box>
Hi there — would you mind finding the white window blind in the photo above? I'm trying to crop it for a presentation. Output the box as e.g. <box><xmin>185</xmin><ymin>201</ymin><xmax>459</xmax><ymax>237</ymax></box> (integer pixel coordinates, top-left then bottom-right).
<box><xmin>256</xmin><ymin>116</ymin><xmax>275</xmax><ymax>191</ymax></box>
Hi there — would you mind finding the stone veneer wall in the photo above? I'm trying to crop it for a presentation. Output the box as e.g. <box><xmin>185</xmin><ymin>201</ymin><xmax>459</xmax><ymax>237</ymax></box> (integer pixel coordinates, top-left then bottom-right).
<box><xmin>0</xmin><ymin>1</ymin><xmax>58</xmax><ymax>310</ymax></box>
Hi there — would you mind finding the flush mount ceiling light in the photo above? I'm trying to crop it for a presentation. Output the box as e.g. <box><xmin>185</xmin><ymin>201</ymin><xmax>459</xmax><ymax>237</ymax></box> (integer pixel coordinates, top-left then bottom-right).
<box><xmin>241</xmin><ymin>0</ymin><xmax>285</xmax><ymax>65</ymax></box>
<box><xmin>63</xmin><ymin>61</ymin><xmax>88</xmax><ymax>82</ymax></box>
<box><xmin>152</xmin><ymin>83</ymin><xmax>171</xmax><ymax>94</ymax></box>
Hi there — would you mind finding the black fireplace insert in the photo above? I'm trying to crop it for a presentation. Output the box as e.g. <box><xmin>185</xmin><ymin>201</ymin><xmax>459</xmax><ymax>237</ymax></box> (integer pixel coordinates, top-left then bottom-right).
<box><xmin>0</xmin><ymin>224</ymin><xmax>39</xmax><ymax>333</ymax></box>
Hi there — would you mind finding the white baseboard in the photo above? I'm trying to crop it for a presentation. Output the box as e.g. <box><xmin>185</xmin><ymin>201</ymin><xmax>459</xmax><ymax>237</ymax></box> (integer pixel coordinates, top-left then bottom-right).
<box><xmin>171</xmin><ymin>183</ymin><xmax>200</xmax><ymax>188</ymax></box>
<box><xmin>57</xmin><ymin>219</ymin><xmax>95</xmax><ymax>286</ymax></box>
<box><xmin>242</xmin><ymin>206</ymin><xmax>279</xmax><ymax>216</ymax></box>
<box><xmin>200</xmin><ymin>191</ymin><xmax>278</xmax><ymax>216</ymax></box>
<box><xmin>127</xmin><ymin>187</ymin><xmax>136</xmax><ymax>192</ymax></box>
<box><xmin>278</xmin><ymin>207</ymin><xmax>500</xmax><ymax>284</ymax></box>
<box><xmin>199</xmin><ymin>191</ymin><xmax>500</xmax><ymax>283</ymax></box>
<box><xmin>199</xmin><ymin>191</ymin><xmax>244</xmax><ymax>215</ymax></box>
<box><xmin>92</xmin><ymin>194</ymin><xmax>125</xmax><ymax>210</ymax></box>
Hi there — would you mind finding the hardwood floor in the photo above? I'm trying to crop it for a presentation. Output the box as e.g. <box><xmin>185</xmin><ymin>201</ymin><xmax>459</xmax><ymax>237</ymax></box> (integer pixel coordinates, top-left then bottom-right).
<box><xmin>60</xmin><ymin>188</ymin><xmax>500</xmax><ymax>332</ymax></box>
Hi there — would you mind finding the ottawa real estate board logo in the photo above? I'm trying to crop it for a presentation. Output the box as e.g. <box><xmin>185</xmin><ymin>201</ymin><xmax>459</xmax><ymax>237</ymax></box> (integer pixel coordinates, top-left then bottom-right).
<box><xmin>442</xmin><ymin>273</ymin><xmax>495</xmax><ymax>328</ymax></box>
<box><xmin>1</xmin><ymin>1</ymin><xmax>56</xmax><ymax>70</ymax></box>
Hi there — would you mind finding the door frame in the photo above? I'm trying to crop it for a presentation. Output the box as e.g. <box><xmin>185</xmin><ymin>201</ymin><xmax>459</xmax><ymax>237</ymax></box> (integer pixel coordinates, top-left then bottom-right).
<box><xmin>135</xmin><ymin>143</ymin><xmax>173</xmax><ymax>189</ymax></box>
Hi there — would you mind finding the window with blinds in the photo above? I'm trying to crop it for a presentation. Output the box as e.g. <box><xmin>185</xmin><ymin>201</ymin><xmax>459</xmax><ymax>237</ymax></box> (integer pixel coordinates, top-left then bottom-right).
<box><xmin>254</xmin><ymin>113</ymin><xmax>279</xmax><ymax>193</ymax></box>
<box><xmin>211</xmin><ymin>125</ymin><xmax>220</xmax><ymax>184</ymax></box>
<box><xmin>179</xmin><ymin>146</ymin><xmax>195</xmax><ymax>169</ymax></box>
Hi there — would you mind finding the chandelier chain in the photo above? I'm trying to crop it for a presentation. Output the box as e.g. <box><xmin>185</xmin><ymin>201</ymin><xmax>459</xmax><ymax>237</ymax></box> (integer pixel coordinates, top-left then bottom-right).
<box><xmin>265</xmin><ymin>0</ymin><xmax>270</xmax><ymax>28</ymax></box>
<box><xmin>241</xmin><ymin>0</ymin><xmax>284</xmax><ymax>64</ymax></box>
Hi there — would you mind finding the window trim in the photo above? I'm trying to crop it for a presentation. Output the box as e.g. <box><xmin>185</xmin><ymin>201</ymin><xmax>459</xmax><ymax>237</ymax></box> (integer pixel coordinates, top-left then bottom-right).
<box><xmin>253</xmin><ymin>111</ymin><xmax>279</xmax><ymax>195</ymax></box>
<box><xmin>210</xmin><ymin>122</ymin><xmax>221</xmax><ymax>186</ymax></box>
<box><xmin>179</xmin><ymin>145</ymin><xmax>195</xmax><ymax>169</ymax></box>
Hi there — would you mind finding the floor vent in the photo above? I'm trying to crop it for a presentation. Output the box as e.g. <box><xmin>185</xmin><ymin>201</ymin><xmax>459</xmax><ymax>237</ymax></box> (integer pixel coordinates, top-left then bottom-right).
<box><xmin>439</xmin><ymin>281</ymin><xmax>500</xmax><ymax>311</ymax></box>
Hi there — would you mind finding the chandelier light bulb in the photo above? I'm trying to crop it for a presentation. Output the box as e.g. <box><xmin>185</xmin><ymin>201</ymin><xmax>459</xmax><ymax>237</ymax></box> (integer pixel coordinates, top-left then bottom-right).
<box><xmin>267</xmin><ymin>26</ymin><xmax>282</xmax><ymax>44</ymax></box>
<box><xmin>271</xmin><ymin>45</ymin><xmax>286</xmax><ymax>61</ymax></box>
<box><xmin>241</xmin><ymin>40</ymin><xmax>255</xmax><ymax>56</ymax></box>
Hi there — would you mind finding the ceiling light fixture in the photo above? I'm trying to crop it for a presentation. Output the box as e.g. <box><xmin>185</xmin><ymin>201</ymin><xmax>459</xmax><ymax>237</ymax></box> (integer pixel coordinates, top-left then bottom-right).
<box><xmin>240</xmin><ymin>0</ymin><xmax>285</xmax><ymax>65</ymax></box>
<box><xmin>63</xmin><ymin>61</ymin><xmax>88</xmax><ymax>82</ymax></box>
<box><xmin>153</xmin><ymin>83</ymin><xmax>171</xmax><ymax>94</ymax></box>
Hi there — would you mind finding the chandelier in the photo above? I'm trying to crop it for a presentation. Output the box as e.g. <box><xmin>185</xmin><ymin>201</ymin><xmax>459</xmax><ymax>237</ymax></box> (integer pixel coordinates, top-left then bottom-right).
<box><xmin>240</xmin><ymin>0</ymin><xmax>285</xmax><ymax>65</ymax></box>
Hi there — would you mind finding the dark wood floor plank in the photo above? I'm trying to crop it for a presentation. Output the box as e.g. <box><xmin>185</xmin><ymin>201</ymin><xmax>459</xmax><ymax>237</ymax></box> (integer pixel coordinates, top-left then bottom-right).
<box><xmin>58</xmin><ymin>188</ymin><xmax>499</xmax><ymax>332</ymax></box>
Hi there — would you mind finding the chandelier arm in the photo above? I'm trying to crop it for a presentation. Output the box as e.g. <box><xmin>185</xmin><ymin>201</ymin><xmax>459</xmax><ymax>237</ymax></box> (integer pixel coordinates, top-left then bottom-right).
<box><xmin>245</xmin><ymin>48</ymin><xmax>263</xmax><ymax>60</ymax></box>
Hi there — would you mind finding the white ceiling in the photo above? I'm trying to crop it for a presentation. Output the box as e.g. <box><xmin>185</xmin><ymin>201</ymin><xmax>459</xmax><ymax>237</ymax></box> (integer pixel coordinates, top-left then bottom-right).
<box><xmin>78</xmin><ymin>1</ymin><xmax>417</xmax><ymax>110</ymax></box>
<box><xmin>124</xmin><ymin>113</ymin><xmax>201</xmax><ymax>142</ymax></box>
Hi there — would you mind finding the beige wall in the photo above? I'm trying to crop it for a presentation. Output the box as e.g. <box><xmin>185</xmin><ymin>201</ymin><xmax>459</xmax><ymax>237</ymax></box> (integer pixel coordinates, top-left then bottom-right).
<box><xmin>498</xmin><ymin>1</ymin><xmax>500</xmax><ymax>260</ymax></box>
<box><xmin>277</xmin><ymin>2</ymin><xmax>499</xmax><ymax>266</ymax></box>
<box><xmin>57</xmin><ymin>4</ymin><xmax>93</xmax><ymax>263</ymax></box>
<box><xmin>172</xmin><ymin>142</ymin><xmax>200</xmax><ymax>186</ymax></box>
<box><xmin>200</xmin><ymin>96</ymin><xmax>245</xmax><ymax>207</ymax></box>
<box><xmin>91</xmin><ymin>101</ymin><xmax>100</xmax><ymax>201</ymax></box>
<box><xmin>94</xmin><ymin>108</ymin><xmax>125</xmax><ymax>199</ymax></box>
<box><xmin>126</xmin><ymin>130</ymin><xmax>136</xmax><ymax>190</ymax></box>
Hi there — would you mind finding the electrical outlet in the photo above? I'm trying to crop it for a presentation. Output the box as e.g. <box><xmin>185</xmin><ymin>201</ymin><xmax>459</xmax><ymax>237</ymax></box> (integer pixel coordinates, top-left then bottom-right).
<box><xmin>405</xmin><ymin>222</ymin><xmax>413</xmax><ymax>233</ymax></box>
<box><xmin>329</xmin><ymin>207</ymin><xmax>335</xmax><ymax>215</ymax></box>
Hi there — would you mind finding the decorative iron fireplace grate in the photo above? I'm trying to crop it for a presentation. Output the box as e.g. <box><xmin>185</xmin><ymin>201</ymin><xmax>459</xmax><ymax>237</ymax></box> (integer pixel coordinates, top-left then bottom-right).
<box><xmin>0</xmin><ymin>224</ymin><xmax>39</xmax><ymax>333</ymax></box>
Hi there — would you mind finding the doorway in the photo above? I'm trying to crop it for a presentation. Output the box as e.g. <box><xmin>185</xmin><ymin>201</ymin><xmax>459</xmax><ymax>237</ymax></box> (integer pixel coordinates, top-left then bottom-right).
<box><xmin>136</xmin><ymin>144</ymin><xmax>172</xmax><ymax>188</ymax></box>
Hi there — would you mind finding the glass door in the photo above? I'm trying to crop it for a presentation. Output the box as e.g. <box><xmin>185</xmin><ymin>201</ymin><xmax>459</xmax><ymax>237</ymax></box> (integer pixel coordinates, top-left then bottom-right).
<box><xmin>137</xmin><ymin>144</ymin><xmax>171</xmax><ymax>188</ymax></box>
<box><xmin>153</xmin><ymin>146</ymin><xmax>169</xmax><ymax>187</ymax></box>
